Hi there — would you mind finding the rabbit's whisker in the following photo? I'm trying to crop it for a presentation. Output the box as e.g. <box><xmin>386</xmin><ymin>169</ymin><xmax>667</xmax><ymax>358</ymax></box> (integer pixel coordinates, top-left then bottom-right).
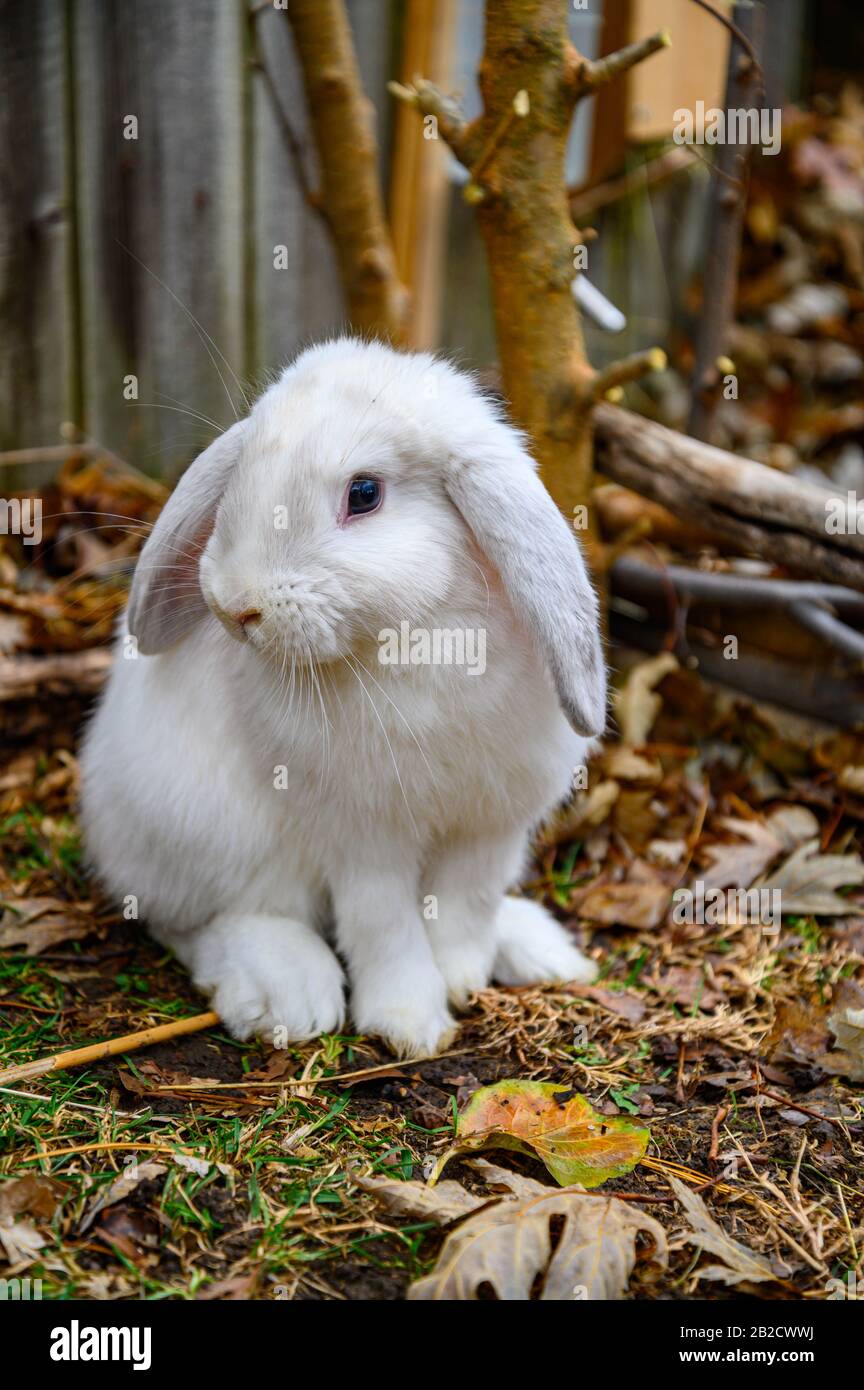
<box><xmin>342</xmin><ymin>654</ymin><xmax>418</xmax><ymax>836</ymax></box>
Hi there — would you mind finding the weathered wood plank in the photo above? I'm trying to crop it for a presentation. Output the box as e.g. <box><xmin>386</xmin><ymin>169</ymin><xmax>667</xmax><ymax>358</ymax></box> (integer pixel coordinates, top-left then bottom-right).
<box><xmin>0</xmin><ymin>0</ymin><xmax>75</xmax><ymax>462</ymax></box>
<box><xmin>73</xmin><ymin>0</ymin><xmax>246</xmax><ymax>473</ymax></box>
<box><xmin>249</xmin><ymin>3</ymin><xmax>343</xmax><ymax>380</ymax></box>
<box><xmin>1</xmin><ymin>0</ymin><xmax>404</xmax><ymax>475</ymax></box>
<box><xmin>249</xmin><ymin>0</ymin><xmax>397</xmax><ymax>378</ymax></box>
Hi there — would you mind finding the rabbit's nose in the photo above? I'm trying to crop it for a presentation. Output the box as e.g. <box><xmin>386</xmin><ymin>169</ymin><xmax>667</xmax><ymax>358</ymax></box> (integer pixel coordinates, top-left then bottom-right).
<box><xmin>232</xmin><ymin>607</ymin><xmax>262</xmax><ymax>632</ymax></box>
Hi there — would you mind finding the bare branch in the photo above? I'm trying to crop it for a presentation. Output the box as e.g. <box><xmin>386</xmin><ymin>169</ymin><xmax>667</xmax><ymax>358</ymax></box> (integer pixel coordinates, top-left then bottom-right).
<box><xmin>387</xmin><ymin>78</ymin><xmax>480</xmax><ymax>167</ymax></box>
<box><xmin>282</xmin><ymin>0</ymin><xmax>408</xmax><ymax>343</ymax></box>
<box><xmin>609</xmin><ymin>609</ymin><xmax>864</xmax><ymax>726</ymax></box>
<box><xmin>571</xmin><ymin>29</ymin><xmax>671</xmax><ymax>98</ymax></box>
<box><xmin>589</xmin><ymin>347</ymin><xmax>667</xmax><ymax>403</ymax></box>
<box><xmin>689</xmin><ymin>0</ymin><xmax>765</xmax><ymax>96</ymax></box>
<box><xmin>613</xmin><ymin>554</ymin><xmax>864</xmax><ymax>616</ymax></box>
<box><xmin>687</xmin><ymin>1</ymin><xmax>766</xmax><ymax>441</ymax></box>
<box><xmin>791</xmin><ymin>600</ymin><xmax>864</xmax><ymax>661</ymax></box>
<box><xmin>568</xmin><ymin>146</ymin><xmax>698</xmax><ymax>224</ymax></box>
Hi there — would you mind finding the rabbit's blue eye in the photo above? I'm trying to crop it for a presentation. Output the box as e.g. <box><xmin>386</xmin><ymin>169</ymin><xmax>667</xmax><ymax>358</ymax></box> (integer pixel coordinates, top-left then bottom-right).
<box><xmin>347</xmin><ymin>478</ymin><xmax>381</xmax><ymax>516</ymax></box>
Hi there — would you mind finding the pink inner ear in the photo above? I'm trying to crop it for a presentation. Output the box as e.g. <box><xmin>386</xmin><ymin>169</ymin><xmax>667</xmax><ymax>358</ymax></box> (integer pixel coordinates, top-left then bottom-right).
<box><xmin>467</xmin><ymin>535</ymin><xmax>506</xmax><ymax>599</ymax></box>
<box><xmin>179</xmin><ymin>513</ymin><xmax>220</xmax><ymax>592</ymax></box>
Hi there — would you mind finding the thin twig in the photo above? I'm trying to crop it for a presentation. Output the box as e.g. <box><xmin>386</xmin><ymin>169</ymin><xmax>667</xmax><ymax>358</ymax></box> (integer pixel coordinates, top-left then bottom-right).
<box><xmin>573</xmin><ymin>29</ymin><xmax>671</xmax><ymax>95</ymax></box>
<box><xmin>689</xmin><ymin>0</ymin><xmax>765</xmax><ymax>94</ymax></box>
<box><xmin>568</xmin><ymin>146</ymin><xmax>698</xmax><ymax>223</ymax></box>
<box><xmin>590</xmin><ymin>347</ymin><xmax>667</xmax><ymax>402</ymax></box>
<box><xmin>387</xmin><ymin>78</ymin><xmax>476</xmax><ymax>164</ymax></box>
<box><xmin>0</xmin><ymin>1011</ymin><xmax>220</xmax><ymax>1086</ymax></box>
<box><xmin>468</xmin><ymin>89</ymin><xmax>529</xmax><ymax>189</ymax></box>
<box><xmin>687</xmin><ymin>0</ymin><xmax>766</xmax><ymax>440</ymax></box>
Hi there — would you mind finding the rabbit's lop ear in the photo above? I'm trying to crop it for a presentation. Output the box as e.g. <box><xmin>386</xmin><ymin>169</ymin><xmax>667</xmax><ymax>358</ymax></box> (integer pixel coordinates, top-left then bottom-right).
<box><xmin>445</xmin><ymin>433</ymin><xmax>607</xmax><ymax>736</ymax></box>
<box><xmin>127</xmin><ymin>421</ymin><xmax>246</xmax><ymax>654</ymax></box>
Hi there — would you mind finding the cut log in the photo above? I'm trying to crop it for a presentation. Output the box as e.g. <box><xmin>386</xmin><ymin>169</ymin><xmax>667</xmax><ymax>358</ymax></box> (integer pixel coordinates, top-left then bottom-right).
<box><xmin>0</xmin><ymin>649</ymin><xmax>111</xmax><ymax>703</ymax></box>
<box><xmin>593</xmin><ymin>403</ymin><xmax>864</xmax><ymax>590</ymax></box>
<box><xmin>611</xmin><ymin>611</ymin><xmax>864</xmax><ymax>726</ymax></box>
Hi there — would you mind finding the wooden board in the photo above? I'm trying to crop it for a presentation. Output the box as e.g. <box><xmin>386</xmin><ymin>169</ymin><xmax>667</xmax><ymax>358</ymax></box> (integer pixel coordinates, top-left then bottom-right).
<box><xmin>0</xmin><ymin>0</ymin><xmax>75</xmax><ymax>467</ymax></box>
<box><xmin>590</xmin><ymin>0</ymin><xmax>730</xmax><ymax>182</ymax></box>
<box><xmin>72</xmin><ymin>0</ymin><xmax>247</xmax><ymax>473</ymax></box>
<box><xmin>249</xmin><ymin>3</ymin><xmax>343</xmax><ymax>381</ymax></box>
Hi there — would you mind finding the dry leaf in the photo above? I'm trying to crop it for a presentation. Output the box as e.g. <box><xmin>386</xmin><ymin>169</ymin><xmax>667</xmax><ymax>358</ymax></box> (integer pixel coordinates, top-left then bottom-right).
<box><xmin>353</xmin><ymin>1172</ymin><xmax>489</xmax><ymax>1225</ymax></box>
<box><xmin>577</xmin><ymin>881</ymin><xmax>669</xmax><ymax>929</ymax></box>
<box><xmin>580</xmin><ymin>985</ymin><xmax>647</xmax><ymax>1024</ymax></box>
<box><xmin>701</xmin><ymin>820</ymin><xmax>784</xmax><ymax>891</ymax></box>
<box><xmin>767</xmin><ymin>805</ymin><xmax>821</xmax><ymax>847</ymax></box>
<box><xmin>173</xmin><ymin>1153</ymin><xmax>211</xmax><ymax>1178</ymax></box>
<box><xmin>759</xmin><ymin>838</ymin><xmax>864</xmax><ymax>915</ymax></box>
<box><xmin>701</xmin><ymin>806</ymin><xmax>819</xmax><ymax>891</ymax></box>
<box><xmin>542</xmin><ymin>779</ymin><xmax>619</xmax><ymax>844</ymax></box>
<box><xmin>614</xmin><ymin>653</ymin><xmax>678</xmax><ymax>747</ymax></box>
<box><xmin>824</xmin><ymin>980</ymin><xmax>864</xmax><ymax>1079</ymax></box>
<box><xmin>828</xmin><ymin>1002</ymin><xmax>864</xmax><ymax>1057</ymax></box>
<box><xmin>431</xmin><ymin>1080</ymin><xmax>649</xmax><ymax>1188</ymax></box>
<box><xmin>604</xmin><ymin>748</ymin><xmax>663</xmax><ymax>784</ymax></box>
<box><xmin>0</xmin><ymin>1175</ymin><xmax>64</xmax><ymax>1266</ymax></box>
<box><xmin>0</xmin><ymin>897</ymin><xmax>94</xmax><ymax>954</ymax></box>
<box><xmin>197</xmin><ymin>1273</ymin><xmax>260</xmax><ymax>1300</ymax></box>
<box><xmin>79</xmin><ymin>1163</ymin><xmax>166</xmax><ymax>1233</ymax></box>
<box><xmin>839</xmin><ymin>766</ymin><xmax>864</xmax><ymax>795</ymax></box>
<box><xmin>647</xmin><ymin>838</ymin><xmax>688</xmax><ymax>866</ymax></box>
<box><xmin>409</xmin><ymin>1170</ymin><xmax>667</xmax><ymax>1300</ymax></box>
<box><xmin>668</xmin><ymin>1176</ymin><xmax>777</xmax><ymax>1286</ymax></box>
<box><xmin>766</xmin><ymin>982</ymin><xmax>864</xmax><ymax>1081</ymax></box>
<box><xmin>358</xmin><ymin>1159</ymin><xmax>666</xmax><ymax>1300</ymax></box>
<box><xmin>658</xmin><ymin>966</ymin><xmax>723</xmax><ymax>1010</ymax></box>
<box><xmin>0</xmin><ymin>1212</ymin><xmax>45</xmax><ymax>1266</ymax></box>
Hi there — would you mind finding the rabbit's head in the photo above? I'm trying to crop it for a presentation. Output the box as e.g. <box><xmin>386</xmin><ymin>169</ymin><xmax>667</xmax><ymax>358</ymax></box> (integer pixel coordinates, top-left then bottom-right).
<box><xmin>127</xmin><ymin>339</ymin><xmax>606</xmax><ymax>735</ymax></box>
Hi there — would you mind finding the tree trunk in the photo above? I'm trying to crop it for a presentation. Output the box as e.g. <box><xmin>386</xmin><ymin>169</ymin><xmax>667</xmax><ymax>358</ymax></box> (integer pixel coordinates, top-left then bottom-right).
<box><xmin>284</xmin><ymin>0</ymin><xmax>409</xmax><ymax>343</ymax></box>
<box><xmin>471</xmin><ymin>4</ymin><xmax>592</xmax><ymax>519</ymax></box>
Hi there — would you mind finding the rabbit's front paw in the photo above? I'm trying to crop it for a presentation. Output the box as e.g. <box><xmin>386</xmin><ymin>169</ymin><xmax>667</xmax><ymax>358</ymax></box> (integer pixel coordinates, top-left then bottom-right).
<box><xmin>430</xmin><ymin>933</ymin><xmax>496</xmax><ymax>1008</ymax></box>
<box><xmin>192</xmin><ymin>915</ymin><xmax>346</xmax><ymax>1043</ymax></box>
<box><xmin>493</xmin><ymin>897</ymin><xmax>598</xmax><ymax>986</ymax></box>
<box><xmin>352</xmin><ymin>979</ymin><xmax>456</xmax><ymax>1059</ymax></box>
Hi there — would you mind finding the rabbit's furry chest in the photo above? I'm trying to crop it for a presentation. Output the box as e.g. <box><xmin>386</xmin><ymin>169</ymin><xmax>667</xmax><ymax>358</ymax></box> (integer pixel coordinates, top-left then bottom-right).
<box><xmin>80</xmin><ymin>611</ymin><xmax>586</xmax><ymax>932</ymax></box>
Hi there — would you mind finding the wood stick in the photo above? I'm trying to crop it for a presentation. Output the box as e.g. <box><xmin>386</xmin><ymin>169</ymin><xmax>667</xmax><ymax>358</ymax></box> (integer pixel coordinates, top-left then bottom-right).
<box><xmin>0</xmin><ymin>1011</ymin><xmax>220</xmax><ymax>1086</ymax></box>
<box><xmin>590</xmin><ymin>347</ymin><xmax>667</xmax><ymax>402</ymax></box>
<box><xmin>568</xmin><ymin>146</ymin><xmax>698</xmax><ymax>224</ymax></box>
<box><xmin>0</xmin><ymin>444</ymin><xmax>96</xmax><ymax>468</ymax></box>
<box><xmin>594</xmin><ymin>403</ymin><xmax>864</xmax><ymax>590</ymax></box>
<box><xmin>573</xmin><ymin>28</ymin><xmax>671</xmax><ymax>95</ymax></box>
<box><xmin>0</xmin><ymin>649</ymin><xmax>112</xmax><ymax>703</ymax></box>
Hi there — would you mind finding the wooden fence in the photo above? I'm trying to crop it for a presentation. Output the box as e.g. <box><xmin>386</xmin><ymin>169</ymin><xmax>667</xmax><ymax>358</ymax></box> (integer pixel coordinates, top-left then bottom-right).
<box><xmin>0</xmin><ymin>0</ymin><xmax>397</xmax><ymax>474</ymax></box>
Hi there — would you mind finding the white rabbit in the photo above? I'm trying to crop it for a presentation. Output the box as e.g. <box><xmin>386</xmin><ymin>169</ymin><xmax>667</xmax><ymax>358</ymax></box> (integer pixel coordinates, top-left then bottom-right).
<box><xmin>79</xmin><ymin>339</ymin><xmax>606</xmax><ymax>1058</ymax></box>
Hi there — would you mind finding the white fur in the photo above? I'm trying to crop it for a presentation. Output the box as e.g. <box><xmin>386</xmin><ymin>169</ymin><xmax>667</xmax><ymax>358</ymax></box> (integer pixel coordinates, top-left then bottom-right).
<box><xmin>80</xmin><ymin>340</ymin><xmax>604</xmax><ymax>1057</ymax></box>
